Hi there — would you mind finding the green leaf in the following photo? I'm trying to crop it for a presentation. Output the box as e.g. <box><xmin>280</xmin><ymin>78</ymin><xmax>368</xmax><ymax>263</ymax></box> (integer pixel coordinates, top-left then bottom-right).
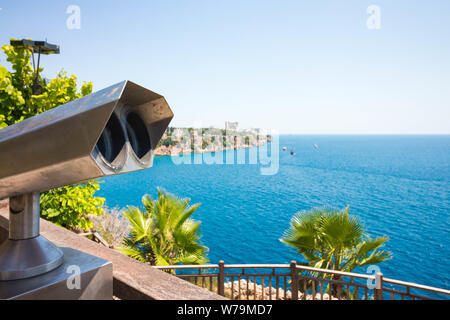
<box><xmin>280</xmin><ymin>206</ymin><xmax>392</xmax><ymax>273</ymax></box>
<box><xmin>121</xmin><ymin>188</ymin><xmax>208</xmax><ymax>266</ymax></box>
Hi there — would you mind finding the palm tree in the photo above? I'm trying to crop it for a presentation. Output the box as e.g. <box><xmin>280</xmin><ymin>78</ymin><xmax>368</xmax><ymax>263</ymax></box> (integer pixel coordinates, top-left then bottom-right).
<box><xmin>119</xmin><ymin>188</ymin><xmax>209</xmax><ymax>266</ymax></box>
<box><xmin>280</xmin><ymin>206</ymin><xmax>392</xmax><ymax>296</ymax></box>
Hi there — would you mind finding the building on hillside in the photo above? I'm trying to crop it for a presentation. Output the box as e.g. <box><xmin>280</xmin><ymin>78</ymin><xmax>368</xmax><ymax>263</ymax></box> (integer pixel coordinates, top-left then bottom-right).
<box><xmin>225</xmin><ymin>121</ymin><xmax>239</xmax><ymax>131</ymax></box>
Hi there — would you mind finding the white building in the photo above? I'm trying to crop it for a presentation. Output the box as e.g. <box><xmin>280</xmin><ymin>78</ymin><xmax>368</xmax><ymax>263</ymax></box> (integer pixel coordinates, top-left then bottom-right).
<box><xmin>225</xmin><ymin>121</ymin><xmax>239</xmax><ymax>131</ymax></box>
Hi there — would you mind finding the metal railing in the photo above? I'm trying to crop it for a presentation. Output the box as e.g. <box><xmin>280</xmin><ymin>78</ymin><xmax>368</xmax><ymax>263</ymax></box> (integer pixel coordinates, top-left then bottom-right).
<box><xmin>154</xmin><ymin>261</ymin><xmax>450</xmax><ymax>300</ymax></box>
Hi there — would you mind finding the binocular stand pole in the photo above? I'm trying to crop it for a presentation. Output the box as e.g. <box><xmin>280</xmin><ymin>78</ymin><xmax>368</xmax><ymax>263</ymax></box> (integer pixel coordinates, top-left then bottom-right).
<box><xmin>0</xmin><ymin>193</ymin><xmax>63</xmax><ymax>281</ymax></box>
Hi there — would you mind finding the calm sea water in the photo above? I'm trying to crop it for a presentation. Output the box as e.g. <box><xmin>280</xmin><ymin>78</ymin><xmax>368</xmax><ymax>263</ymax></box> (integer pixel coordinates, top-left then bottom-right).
<box><xmin>97</xmin><ymin>135</ymin><xmax>450</xmax><ymax>292</ymax></box>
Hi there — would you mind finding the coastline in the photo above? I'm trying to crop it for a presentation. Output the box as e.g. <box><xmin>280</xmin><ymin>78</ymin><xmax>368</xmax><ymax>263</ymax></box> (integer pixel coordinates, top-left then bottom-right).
<box><xmin>154</xmin><ymin>138</ymin><xmax>271</xmax><ymax>157</ymax></box>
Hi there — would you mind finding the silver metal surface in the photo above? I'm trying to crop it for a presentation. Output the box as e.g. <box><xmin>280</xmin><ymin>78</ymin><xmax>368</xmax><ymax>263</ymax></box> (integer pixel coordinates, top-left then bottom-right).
<box><xmin>9</xmin><ymin>192</ymin><xmax>40</xmax><ymax>240</ymax></box>
<box><xmin>0</xmin><ymin>80</ymin><xmax>174</xmax><ymax>199</ymax></box>
<box><xmin>0</xmin><ymin>192</ymin><xmax>63</xmax><ymax>280</ymax></box>
<box><xmin>0</xmin><ymin>235</ymin><xmax>63</xmax><ymax>281</ymax></box>
<box><xmin>0</xmin><ymin>246</ymin><xmax>112</xmax><ymax>300</ymax></box>
<box><xmin>0</xmin><ymin>80</ymin><xmax>173</xmax><ymax>283</ymax></box>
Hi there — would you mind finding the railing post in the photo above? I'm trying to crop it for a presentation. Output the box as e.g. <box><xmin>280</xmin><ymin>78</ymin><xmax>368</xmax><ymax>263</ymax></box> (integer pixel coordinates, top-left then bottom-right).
<box><xmin>218</xmin><ymin>260</ymin><xmax>225</xmax><ymax>296</ymax></box>
<box><xmin>290</xmin><ymin>261</ymin><xmax>298</xmax><ymax>300</ymax></box>
<box><xmin>374</xmin><ymin>272</ymin><xmax>383</xmax><ymax>300</ymax></box>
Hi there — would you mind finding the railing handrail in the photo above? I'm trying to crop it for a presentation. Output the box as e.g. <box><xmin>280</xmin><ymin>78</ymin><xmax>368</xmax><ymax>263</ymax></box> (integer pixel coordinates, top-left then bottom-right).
<box><xmin>223</xmin><ymin>264</ymin><xmax>290</xmax><ymax>269</ymax></box>
<box><xmin>154</xmin><ymin>262</ymin><xmax>450</xmax><ymax>298</ymax></box>
<box><xmin>383</xmin><ymin>277</ymin><xmax>450</xmax><ymax>296</ymax></box>
<box><xmin>225</xmin><ymin>264</ymin><xmax>374</xmax><ymax>280</ymax></box>
<box><xmin>155</xmin><ymin>263</ymin><xmax>373</xmax><ymax>279</ymax></box>
<box><xmin>295</xmin><ymin>265</ymin><xmax>374</xmax><ymax>279</ymax></box>
<box><xmin>154</xmin><ymin>264</ymin><xmax>219</xmax><ymax>270</ymax></box>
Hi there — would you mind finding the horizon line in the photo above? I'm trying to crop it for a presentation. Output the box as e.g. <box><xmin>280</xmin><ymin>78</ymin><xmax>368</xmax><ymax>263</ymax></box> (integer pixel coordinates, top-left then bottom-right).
<box><xmin>277</xmin><ymin>133</ymin><xmax>450</xmax><ymax>135</ymax></box>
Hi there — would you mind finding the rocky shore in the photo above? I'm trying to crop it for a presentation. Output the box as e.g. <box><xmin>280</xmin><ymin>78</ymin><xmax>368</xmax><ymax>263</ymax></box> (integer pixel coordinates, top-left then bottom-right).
<box><xmin>154</xmin><ymin>126</ymin><xmax>272</xmax><ymax>157</ymax></box>
<box><xmin>224</xmin><ymin>279</ymin><xmax>344</xmax><ymax>300</ymax></box>
<box><xmin>154</xmin><ymin>140</ymin><xmax>269</xmax><ymax>157</ymax></box>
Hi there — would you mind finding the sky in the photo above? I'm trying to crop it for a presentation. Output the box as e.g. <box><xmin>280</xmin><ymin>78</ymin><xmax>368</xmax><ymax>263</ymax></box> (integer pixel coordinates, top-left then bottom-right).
<box><xmin>0</xmin><ymin>0</ymin><xmax>449</xmax><ymax>134</ymax></box>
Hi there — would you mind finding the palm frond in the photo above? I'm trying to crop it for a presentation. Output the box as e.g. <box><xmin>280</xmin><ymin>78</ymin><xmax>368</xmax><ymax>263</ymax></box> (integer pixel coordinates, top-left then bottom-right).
<box><xmin>120</xmin><ymin>188</ymin><xmax>209</xmax><ymax>266</ymax></box>
<box><xmin>280</xmin><ymin>206</ymin><xmax>392</xmax><ymax>273</ymax></box>
<box><xmin>118</xmin><ymin>244</ymin><xmax>147</xmax><ymax>263</ymax></box>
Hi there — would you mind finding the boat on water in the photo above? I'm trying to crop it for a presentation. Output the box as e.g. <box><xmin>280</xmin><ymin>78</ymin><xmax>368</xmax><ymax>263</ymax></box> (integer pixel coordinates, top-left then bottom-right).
<box><xmin>314</xmin><ymin>143</ymin><xmax>318</xmax><ymax>149</ymax></box>
<box><xmin>282</xmin><ymin>147</ymin><xmax>287</xmax><ymax>151</ymax></box>
<box><xmin>290</xmin><ymin>148</ymin><xmax>295</xmax><ymax>155</ymax></box>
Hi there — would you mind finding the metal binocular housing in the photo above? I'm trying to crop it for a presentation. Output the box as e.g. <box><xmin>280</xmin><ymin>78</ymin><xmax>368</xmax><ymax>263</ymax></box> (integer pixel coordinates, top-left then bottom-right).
<box><xmin>0</xmin><ymin>80</ymin><xmax>173</xmax><ymax>280</ymax></box>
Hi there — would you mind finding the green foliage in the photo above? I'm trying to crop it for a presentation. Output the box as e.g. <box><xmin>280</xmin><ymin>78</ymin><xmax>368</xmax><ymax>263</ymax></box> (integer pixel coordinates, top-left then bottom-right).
<box><xmin>40</xmin><ymin>181</ymin><xmax>105</xmax><ymax>231</ymax></box>
<box><xmin>281</xmin><ymin>206</ymin><xmax>392</xmax><ymax>297</ymax></box>
<box><xmin>0</xmin><ymin>39</ymin><xmax>101</xmax><ymax>231</ymax></box>
<box><xmin>119</xmin><ymin>188</ymin><xmax>209</xmax><ymax>266</ymax></box>
<box><xmin>0</xmin><ymin>41</ymin><xmax>92</xmax><ymax>127</ymax></box>
<box><xmin>281</xmin><ymin>206</ymin><xmax>392</xmax><ymax>273</ymax></box>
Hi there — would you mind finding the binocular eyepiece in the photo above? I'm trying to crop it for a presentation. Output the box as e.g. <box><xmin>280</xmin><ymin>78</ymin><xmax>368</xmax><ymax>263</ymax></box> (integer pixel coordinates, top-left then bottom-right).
<box><xmin>93</xmin><ymin>104</ymin><xmax>153</xmax><ymax>172</ymax></box>
<box><xmin>0</xmin><ymin>80</ymin><xmax>173</xmax><ymax>199</ymax></box>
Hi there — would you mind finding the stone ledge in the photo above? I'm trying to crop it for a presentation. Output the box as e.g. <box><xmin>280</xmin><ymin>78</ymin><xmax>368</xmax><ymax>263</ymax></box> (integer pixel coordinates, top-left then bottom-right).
<box><xmin>0</xmin><ymin>201</ymin><xmax>225</xmax><ymax>300</ymax></box>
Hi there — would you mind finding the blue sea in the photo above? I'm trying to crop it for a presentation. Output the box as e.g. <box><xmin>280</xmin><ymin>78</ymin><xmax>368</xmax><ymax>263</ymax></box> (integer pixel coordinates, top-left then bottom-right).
<box><xmin>97</xmin><ymin>135</ymin><xmax>450</xmax><ymax>293</ymax></box>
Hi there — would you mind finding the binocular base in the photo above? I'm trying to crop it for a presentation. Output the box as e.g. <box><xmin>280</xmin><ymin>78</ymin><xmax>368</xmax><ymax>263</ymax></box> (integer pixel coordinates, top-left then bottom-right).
<box><xmin>0</xmin><ymin>246</ymin><xmax>112</xmax><ymax>300</ymax></box>
<box><xmin>0</xmin><ymin>235</ymin><xmax>63</xmax><ymax>281</ymax></box>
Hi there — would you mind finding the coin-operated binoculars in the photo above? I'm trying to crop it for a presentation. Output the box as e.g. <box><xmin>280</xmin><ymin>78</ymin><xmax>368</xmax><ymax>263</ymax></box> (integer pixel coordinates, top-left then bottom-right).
<box><xmin>0</xmin><ymin>80</ymin><xmax>173</xmax><ymax>283</ymax></box>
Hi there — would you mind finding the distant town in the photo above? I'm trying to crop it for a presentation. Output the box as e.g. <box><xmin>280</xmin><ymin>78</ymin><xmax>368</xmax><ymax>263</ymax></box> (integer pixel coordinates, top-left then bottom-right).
<box><xmin>155</xmin><ymin>121</ymin><xmax>272</xmax><ymax>156</ymax></box>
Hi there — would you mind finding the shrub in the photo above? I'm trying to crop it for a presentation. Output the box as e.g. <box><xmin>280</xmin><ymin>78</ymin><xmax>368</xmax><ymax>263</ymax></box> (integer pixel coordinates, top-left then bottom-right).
<box><xmin>40</xmin><ymin>181</ymin><xmax>104</xmax><ymax>231</ymax></box>
<box><xmin>0</xmin><ymin>39</ymin><xmax>103</xmax><ymax>232</ymax></box>
<box><xmin>90</xmin><ymin>207</ymin><xmax>130</xmax><ymax>248</ymax></box>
